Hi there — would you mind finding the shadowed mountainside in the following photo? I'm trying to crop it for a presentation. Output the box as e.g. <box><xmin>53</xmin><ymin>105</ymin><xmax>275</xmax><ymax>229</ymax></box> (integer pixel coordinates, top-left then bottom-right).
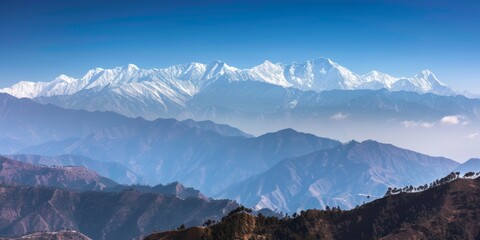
<box><xmin>220</xmin><ymin>140</ymin><xmax>459</xmax><ymax>212</ymax></box>
<box><xmin>0</xmin><ymin>230</ymin><xmax>92</xmax><ymax>240</ymax></box>
<box><xmin>0</xmin><ymin>185</ymin><xmax>238</xmax><ymax>240</ymax></box>
<box><xmin>18</xmin><ymin>127</ymin><xmax>341</xmax><ymax>195</ymax></box>
<box><xmin>2</xmin><ymin>154</ymin><xmax>141</xmax><ymax>184</ymax></box>
<box><xmin>105</xmin><ymin>181</ymin><xmax>207</xmax><ymax>200</ymax></box>
<box><xmin>0</xmin><ymin>93</ymin><xmax>340</xmax><ymax>195</ymax></box>
<box><xmin>0</xmin><ymin>92</ymin><xmax>250</xmax><ymax>152</ymax></box>
<box><xmin>0</xmin><ymin>156</ymin><xmax>116</xmax><ymax>191</ymax></box>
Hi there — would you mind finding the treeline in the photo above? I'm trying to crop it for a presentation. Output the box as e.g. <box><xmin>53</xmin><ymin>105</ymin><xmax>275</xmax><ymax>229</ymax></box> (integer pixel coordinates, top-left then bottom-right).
<box><xmin>385</xmin><ymin>171</ymin><xmax>480</xmax><ymax>196</ymax></box>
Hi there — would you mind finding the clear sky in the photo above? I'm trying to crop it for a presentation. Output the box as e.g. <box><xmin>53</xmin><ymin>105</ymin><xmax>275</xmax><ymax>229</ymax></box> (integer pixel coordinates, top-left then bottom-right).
<box><xmin>1</xmin><ymin>0</ymin><xmax>479</xmax><ymax>93</ymax></box>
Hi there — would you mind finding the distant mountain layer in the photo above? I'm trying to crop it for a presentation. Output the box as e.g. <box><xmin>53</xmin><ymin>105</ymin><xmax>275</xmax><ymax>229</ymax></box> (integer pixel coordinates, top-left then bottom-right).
<box><xmin>454</xmin><ymin>158</ymin><xmax>480</xmax><ymax>174</ymax></box>
<box><xmin>1</xmin><ymin>231</ymin><xmax>92</xmax><ymax>240</ymax></box>
<box><xmin>0</xmin><ymin>156</ymin><xmax>116</xmax><ymax>191</ymax></box>
<box><xmin>19</xmin><ymin>127</ymin><xmax>341</xmax><ymax>195</ymax></box>
<box><xmin>0</xmin><ymin>185</ymin><xmax>238</xmax><ymax>240</ymax></box>
<box><xmin>220</xmin><ymin>140</ymin><xmax>459</xmax><ymax>212</ymax></box>
<box><xmin>3</xmin><ymin>154</ymin><xmax>140</xmax><ymax>184</ymax></box>
<box><xmin>147</xmin><ymin>177</ymin><xmax>480</xmax><ymax>240</ymax></box>
<box><xmin>0</xmin><ymin>155</ymin><xmax>211</xmax><ymax>201</ymax></box>
<box><xmin>0</xmin><ymin>92</ymin><xmax>249</xmax><ymax>149</ymax></box>
<box><xmin>0</xmin><ymin>94</ymin><xmax>466</xmax><ymax>211</ymax></box>
<box><xmin>105</xmin><ymin>181</ymin><xmax>207</xmax><ymax>200</ymax></box>
<box><xmin>0</xmin><ymin>92</ymin><xmax>344</xmax><ymax>195</ymax></box>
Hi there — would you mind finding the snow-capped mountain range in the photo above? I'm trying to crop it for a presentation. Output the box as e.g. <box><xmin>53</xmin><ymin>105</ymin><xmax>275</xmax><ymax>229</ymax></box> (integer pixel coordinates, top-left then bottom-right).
<box><xmin>0</xmin><ymin>58</ymin><xmax>455</xmax><ymax>102</ymax></box>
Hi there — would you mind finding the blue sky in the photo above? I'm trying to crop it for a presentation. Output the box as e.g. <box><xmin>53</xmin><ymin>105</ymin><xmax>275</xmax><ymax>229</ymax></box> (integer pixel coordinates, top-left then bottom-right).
<box><xmin>1</xmin><ymin>0</ymin><xmax>479</xmax><ymax>92</ymax></box>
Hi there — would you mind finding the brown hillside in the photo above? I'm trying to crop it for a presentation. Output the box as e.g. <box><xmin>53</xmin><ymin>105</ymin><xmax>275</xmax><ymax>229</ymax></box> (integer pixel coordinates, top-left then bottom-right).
<box><xmin>146</xmin><ymin>177</ymin><xmax>480</xmax><ymax>240</ymax></box>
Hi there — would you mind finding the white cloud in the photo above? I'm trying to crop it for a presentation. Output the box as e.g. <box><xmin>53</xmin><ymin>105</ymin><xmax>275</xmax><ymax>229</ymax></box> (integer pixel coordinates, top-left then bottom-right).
<box><xmin>330</xmin><ymin>112</ymin><xmax>348</xmax><ymax>121</ymax></box>
<box><xmin>402</xmin><ymin>115</ymin><xmax>468</xmax><ymax>129</ymax></box>
<box><xmin>401</xmin><ymin>120</ymin><xmax>435</xmax><ymax>128</ymax></box>
<box><xmin>467</xmin><ymin>132</ymin><xmax>479</xmax><ymax>139</ymax></box>
<box><xmin>440</xmin><ymin>115</ymin><xmax>465</xmax><ymax>125</ymax></box>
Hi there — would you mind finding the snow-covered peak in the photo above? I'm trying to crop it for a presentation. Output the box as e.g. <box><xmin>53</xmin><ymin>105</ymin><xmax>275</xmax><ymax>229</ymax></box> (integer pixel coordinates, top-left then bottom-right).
<box><xmin>311</xmin><ymin>57</ymin><xmax>336</xmax><ymax>66</ymax></box>
<box><xmin>209</xmin><ymin>61</ymin><xmax>238</xmax><ymax>71</ymax></box>
<box><xmin>250</xmin><ymin>60</ymin><xmax>285</xmax><ymax>73</ymax></box>
<box><xmin>0</xmin><ymin>81</ymin><xmax>46</xmax><ymax>98</ymax></box>
<box><xmin>203</xmin><ymin>61</ymin><xmax>239</xmax><ymax>80</ymax></box>
<box><xmin>246</xmin><ymin>60</ymin><xmax>291</xmax><ymax>87</ymax></box>
<box><xmin>185</xmin><ymin>62</ymin><xmax>207</xmax><ymax>72</ymax></box>
<box><xmin>408</xmin><ymin>69</ymin><xmax>445</xmax><ymax>91</ymax></box>
<box><xmin>361</xmin><ymin>71</ymin><xmax>398</xmax><ymax>87</ymax></box>
<box><xmin>363</xmin><ymin>70</ymin><xmax>392</xmax><ymax>80</ymax></box>
<box><xmin>54</xmin><ymin>74</ymin><xmax>77</xmax><ymax>83</ymax></box>
<box><xmin>419</xmin><ymin>69</ymin><xmax>434</xmax><ymax>76</ymax></box>
<box><xmin>177</xmin><ymin>62</ymin><xmax>207</xmax><ymax>81</ymax></box>
<box><xmin>388</xmin><ymin>69</ymin><xmax>453</xmax><ymax>95</ymax></box>
<box><xmin>415</xmin><ymin>69</ymin><xmax>445</xmax><ymax>86</ymax></box>
<box><xmin>284</xmin><ymin>57</ymin><xmax>362</xmax><ymax>91</ymax></box>
<box><xmin>258</xmin><ymin>60</ymin><xmax>279</xmax><ymax>68</ymax></box>
<box><xmin>126</xmin><ymin>63</ymin><xmax>139</xmax><ymax>72</ymax></box>
<box><xmin>82</xmin><ymin>68</ymin><xmax>105</xmax><ymax>82</ymax></box>
<box><xmin>0</xmin><ymin>58</ymin><xmax>457</xmax><ymax>101</ymax></box>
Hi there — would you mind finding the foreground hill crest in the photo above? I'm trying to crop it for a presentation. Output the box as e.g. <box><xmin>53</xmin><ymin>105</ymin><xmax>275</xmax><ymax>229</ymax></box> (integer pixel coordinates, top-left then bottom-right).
<box><xmin>147</xmin><ymin>176</ymin><xmax>480</xmax><ymax>240</ymax></box>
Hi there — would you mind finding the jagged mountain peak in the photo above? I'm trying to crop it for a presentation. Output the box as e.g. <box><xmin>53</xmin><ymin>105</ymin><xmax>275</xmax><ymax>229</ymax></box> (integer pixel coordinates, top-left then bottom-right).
<box><xmin>360</xmin><ymin>70</ymin><xmax>398</xmax><ymax>88</ymax></box>
<box><xmin>202</xmin><ymin>60</ymin><xmax>240</xmax><ymax>80</ymax></box>
<box><xmin>54</xmin><ymin>74</ymin><xmax>76</xmax><ymax>82</ymax></box>
<box><xmin>251</xmin><ymin>60</ymin><xmax>283</xmax><ymax>71</ymax></box>
<box><xmin>126</xmin><ymin>63</ymin><xmax>139</xmax><ymax>71</ymax></box>
<box><xmin>311</xmin><ymin>57</ymin><xmax>336</xmax><ymax>65</ymax></box>
<box><xmin>247</xmin><ymin>60</ymin><xmax>290</xmax><ymax>87</ymax></box>
<box><xmin>207</xmin><ymin>60</ymin><xmax>237</xmax><ymax>71</ymax></box>
<box><xmin>418</xmin><ymin>69</ymin><xmax>435</xmax><ymax>76</ymax></box>
<box><xmin>362</xmin><ymin>70</ymin><xmax>395</xmax><ymax>79</ymax></box>
<box><xmin>184</xmin><ymin>62</ymin><xmax>207</xmax><ymax>71</ymax></box>
<box><xmin>261</xmin><ymin>59</ymin><xmax>275</xmax><ymax>65</ymax></box>
<box><xmin>416</xmin><ymin>69</ymin><xmax>445</xmax><ymax>86</ymax></box>
<box><xmin>256</xmin><ymin>59</ymin><xmax>284</xmax><ymax>68</ymax></box>
<box><xmin>0</xmin><ymin>58</ymin><xmax>459</xmax><ymax>111</ymax></box>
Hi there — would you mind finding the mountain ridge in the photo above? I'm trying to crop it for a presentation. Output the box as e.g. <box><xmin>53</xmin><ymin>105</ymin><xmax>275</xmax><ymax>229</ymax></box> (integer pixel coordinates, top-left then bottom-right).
<box><xmin>2</xmin><ymin>154</ymin><xmax>141</xmax><ymax>184</ymax></box>
<box><xmin>220</xmin><ymin>139</ymin><xmax>459</xmax><ymax>212</ymax></box>
<box><xmin>0</xmin><ymin>184</ymin><xmax>239</xmax><ymax>240</ymax></box>
<box><xmin>0</xmin><ymin>58</ymin><xmax>456</xmax><ymax>102</ymax></box>
<box><xmin>0</xmin><ymin>156</ymin><xmax>117</xmax><ymax>191</ymax></box>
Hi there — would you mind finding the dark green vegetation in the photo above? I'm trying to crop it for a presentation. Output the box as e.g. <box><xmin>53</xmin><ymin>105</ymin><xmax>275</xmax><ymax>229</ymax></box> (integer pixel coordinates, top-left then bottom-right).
<box><xmin>147</xmin><ymin>176</ymin><xmax>480</xmax><ymax>240</ymax></box>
